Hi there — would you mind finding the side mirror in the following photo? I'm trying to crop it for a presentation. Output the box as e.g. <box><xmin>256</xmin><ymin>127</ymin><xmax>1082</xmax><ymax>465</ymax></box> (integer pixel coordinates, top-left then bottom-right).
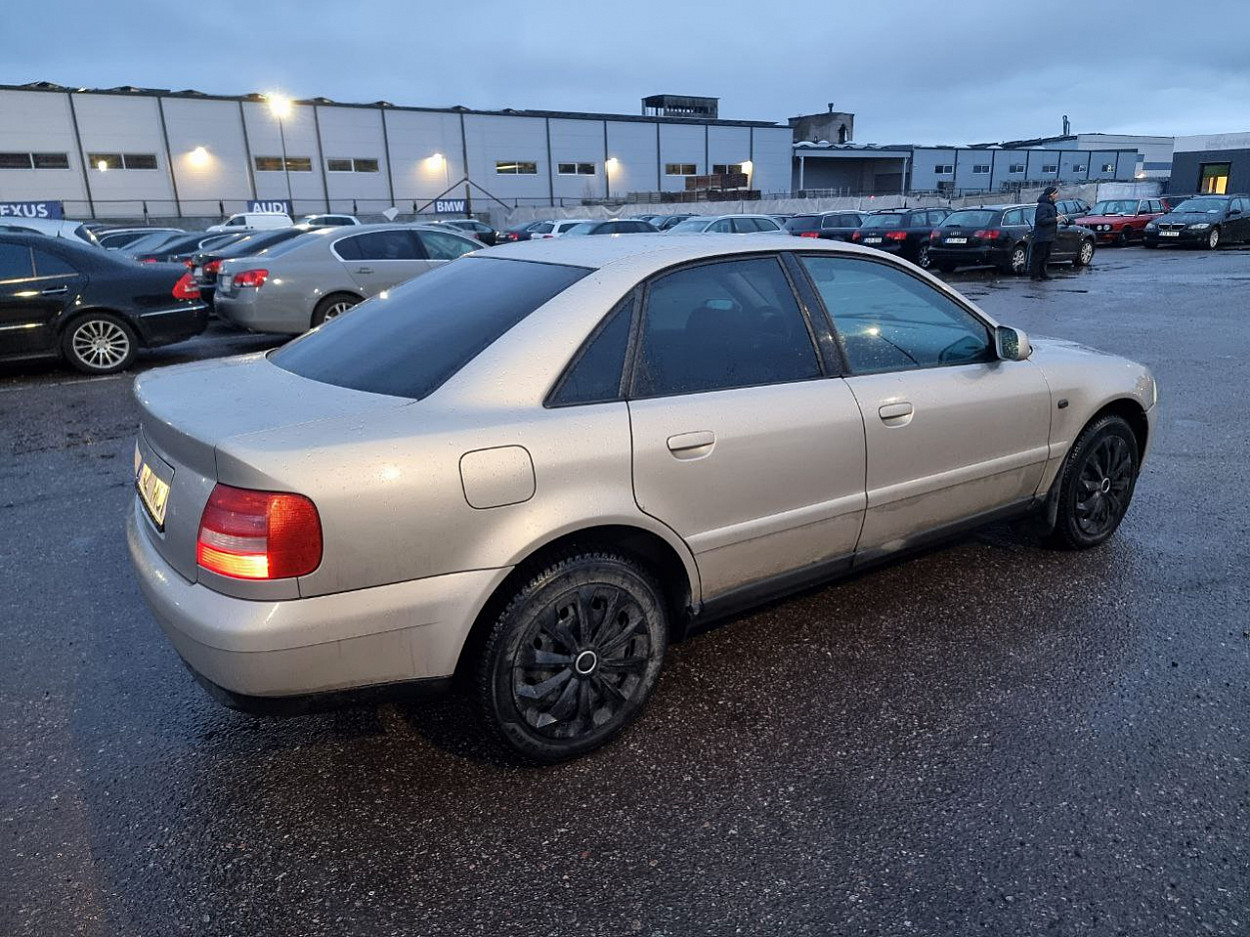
<box><xmin>996</xmin><ymin>326</ymin><xmax>1032</xmax><ymax>362</ymax></box>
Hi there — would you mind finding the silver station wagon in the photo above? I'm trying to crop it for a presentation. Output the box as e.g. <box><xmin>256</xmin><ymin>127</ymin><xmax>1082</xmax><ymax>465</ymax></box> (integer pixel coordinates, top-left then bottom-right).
<box><xmin>128</xmin><ymin>234</ymin><xmax>1156</xmax><ymax>763</ymax></box>
<box><xmin>213</xmin><ymin>223</ymin><xmax>481</xmax><ymax>334</ymax></box>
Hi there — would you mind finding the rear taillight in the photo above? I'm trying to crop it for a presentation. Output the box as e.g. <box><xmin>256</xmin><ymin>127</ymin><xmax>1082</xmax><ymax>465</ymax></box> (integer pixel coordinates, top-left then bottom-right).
<box><xmin>885</xmin><ymin>231</ymin><xmax>908</xmax><ymax>241</ymax></box>
<box><xmin>929</xmin><ymin>230</ymin><xmax>942</xmax><ymax>240</ymax></box>
<box><xmin>172</xmin><ymin>273</ymin><xmax>200</xmax><ymax>300</ymax></box>
<box><xmin>203</xmin><ymin>259</ymin><xmax>221</xmax><ymax>275</ymax></box>
<box><xmin>973</xmin><ymin>229</ymin><xmax>1003</xmax><ymax>240</ymax></box>
<box><xmin>140</xmin><ymin>258</ymin><xmax>158</xmax><ymax>263</ymax></box>
<box><xmin>233</xmin><ymin>269</ymin><xmax>269</xmax><ymax>288</ymax></box>
<box><xmin>799</xmin><ymin>231</ymin><xmax>821</xmax><ymax>238</ymax></box>
<box><xmin>196</xmin><ymin>484</ymin><xmax>322</xmax><ymax>580</ymax></box>
<box><xmin>851</xmin><ymin>231</ymin><xmax>862</xmax><ymax>241</ymax></box>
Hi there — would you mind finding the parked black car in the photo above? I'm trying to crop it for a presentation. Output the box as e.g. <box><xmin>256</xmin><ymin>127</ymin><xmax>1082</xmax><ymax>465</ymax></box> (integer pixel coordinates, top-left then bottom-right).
<box><xmin>1142</xmin><ymin>194</ymin><xmax>1250</xmax><ymax>249</ymax></box>
<box><xmin>189</xmin><ymin>226</ymin><xmax>323</xmax><ymax>305</ymax></box>
<box><xmin>652</xmin><ymin>213</ymin><xmax>696</xmax><ymax>231</ymax></box>
<box><xmin>131</xmin><ymin>232</ymin><xmax>248</xmax><ymax>264</ymax></box>
<box><xmin>0</xmin><ymin>232</ymin><xmax>208</xmax><ymax>374</ymax></box>
<box><xmin>499</xmin><ymin>220</ymin><xmax>548</xmax><ymax>243</ymax></box>
<box><xmin>563</xmin><ymin>219</ymin><xmax>659</xmax><ymax>236</ymax></box>
<box><xmin>1055</xmin><ymin>198</ymin><xmax>1092</xmax><ymax>220</ymax></box>
<box><xmin>430</xmin><ymin>218</ymin><xmax>498</xmax><ymax>246</ymax></box>
<box><xmin>96</xmin><ymin>227</ymin><xmax>185</xmax><ymax>251</ymax></box>
<box><xmin>785</xmin><ymin>211</ymin><xmax>865</xmax><ymax>242</ymax></box>
<box><xmin>851</xmin><ymin>208</ymin><xmax>950</xmax><ymax>269</ymax></box>
<box><xmin>928</xmin><ymin>204</ymin><xmax>1096</xmax><ymax>274</ymax></box>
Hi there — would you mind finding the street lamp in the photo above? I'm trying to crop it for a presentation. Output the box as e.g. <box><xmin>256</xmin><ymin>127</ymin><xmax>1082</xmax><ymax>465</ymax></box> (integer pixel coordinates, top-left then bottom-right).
<box><xmin>266</xmin><ymin>93</ymin><xmax>294</xmax><ymax>210</ymax></box>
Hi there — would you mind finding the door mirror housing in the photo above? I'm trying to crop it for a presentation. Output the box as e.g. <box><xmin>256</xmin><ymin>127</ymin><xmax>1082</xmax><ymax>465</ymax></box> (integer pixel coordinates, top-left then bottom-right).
<box><xmin>996</xmin><ymin>326</ymin><xmax>1032</xmax><ymax>361</ymax></box>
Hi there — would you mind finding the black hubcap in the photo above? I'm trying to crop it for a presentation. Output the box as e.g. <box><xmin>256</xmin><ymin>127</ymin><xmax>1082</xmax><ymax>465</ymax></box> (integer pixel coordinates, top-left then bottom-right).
<box><xmin>1075</xmin><ymin>435</ymin><xmax>1134</xmax><ymax>536</ymax></box>
<box><xmin>512</xmin><ymin>584</ymin><xmax>652</xmax><ymax>739</ymax></box>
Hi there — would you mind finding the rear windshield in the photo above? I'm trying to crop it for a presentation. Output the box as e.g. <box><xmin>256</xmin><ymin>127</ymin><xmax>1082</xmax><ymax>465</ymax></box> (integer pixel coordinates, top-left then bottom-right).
<box><xmin>941</xmin><ymin>210</ymin><xmax>998</xmax><ymax>228</ymax></box>
<box><xmin>784</xmin><ymin>216</ymin><xmax>821</xmax><ymax>232</ymax></box>
<box><xmin>861</xmin><ymin>214</ymin><xmax>905</xmax><ymax>229</ymax></box>
<box><xmin>124</xmin><ymin>230</ymin><xmax>183</xmax><ymax>253</ymax></box>
<box><xmin>270</xmin><ymin>257</ymin><xmax>590</xmax><ymax>399</ymax></box>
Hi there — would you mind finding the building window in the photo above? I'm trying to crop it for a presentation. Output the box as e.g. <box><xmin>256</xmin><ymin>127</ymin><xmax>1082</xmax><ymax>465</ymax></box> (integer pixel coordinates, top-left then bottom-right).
<box><xmin>255</xmin><ymin>156</ymin><xmax>312</xmax><ymax>172</ymax></box>
<box><xmin>712</xmin><ymin>163</ymin><xmax>744</xmax><ymax>175</ymax></box>
<box><xmin>972</xmin><ymin>164</ymin><xmax>990</xmax><ymax>174</ymax></box>
<box><xmin>1071</xmin><ymin>164</ymin><xmax>1087</xmax><ymax>174</ymax></box>
<box><xmin>0</xmin><ymin>152</ymin><xmax>34</xmax><ymax>169</ymax></box>
<box><xmin>87</xmin><ymin>153</ymin><xmax>157</xmax><ymax>170</ymax></box>
<box><xmin>665</xmin><ymin>163</ymin><xmax>697</xmax><ymax>176</ymax></box>
<box><xmin>327</xmin><ymin>157</ymin><xmax>380</xmax><ymax>173</ymax></box>
<box><xmin>933</xmin><ymin>164</ymin><xmax>953</xmax><ymax>174</ymax></box>
<box><xmin>1042</xmin><ymin>164</ymin><xmax>1058</xmax><ymax>174</ymax></box>
<box><xmin>0</xmin><ymin>152</ymin><xmax>71</xmax><ymax>170</ymax></box>
<box><xmin>496</xmin><ymin>161</ymin><xmax>538</xmax><ymax>174</ymax></box>
<box><xmin>1199</xmin><ymin>162</ymin><xmax>1231</xmax><ymax>194</ymax></box>
<box><xmin>1101</xmin><ymin>163</ymin><xmax>1115</xmax><ymax>173</ymax></box>
<box><xmin>1008</xmin><ymin>163</ymin><xmax>1025</xmax><ymax>174</ymax></box>
<box><xmin>557</xmin><ymin>162</ymin><xmax>596</xmax><ymax>175</ymax></box>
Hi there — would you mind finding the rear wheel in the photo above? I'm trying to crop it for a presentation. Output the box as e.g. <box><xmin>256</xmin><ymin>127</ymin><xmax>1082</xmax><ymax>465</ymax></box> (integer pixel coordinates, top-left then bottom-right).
<box><xmin>61</xmin><ymin>312</ymin><xmax>137</xmax><ymax>374</ymax></box>
<box><xmin>1047</xmin><ymin>415</ymin><xmax>1139</xmax><ymax>550</ymax></box>
<box><xmin>475</xmin><ymin>551</ymin><xmax>669</xmax><ymax>763</ymax></box>
<box><xmin>1073</xmin><ymin>238</ymin><xmax>1095</xmax><ymax>267</ymax></box>
<box><xmin>311</xmin><ymin>293</ymin><xmax>359</xmax><ymax>328</ymax></box>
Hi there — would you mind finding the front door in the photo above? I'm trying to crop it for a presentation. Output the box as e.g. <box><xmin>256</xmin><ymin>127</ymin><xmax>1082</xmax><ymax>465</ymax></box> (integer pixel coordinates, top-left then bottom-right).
<box><xmin>0</xmin><ymin>243</ymin><xmax>79</xmax><ymax>357</ymax></box>
<box><xmin>796</xmin><ymin>254</ymin><xmax>1052</xmax><ymax>557</ymax></box>
<box><xmin>627</xmin><ymin>256</ymin><xmax>867</xmax><ymax>600</ymax></box>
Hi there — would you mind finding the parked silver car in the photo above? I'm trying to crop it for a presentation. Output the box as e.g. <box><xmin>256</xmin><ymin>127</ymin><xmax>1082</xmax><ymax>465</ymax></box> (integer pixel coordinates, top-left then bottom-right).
<box><xmin>666</xmin><ymin>213</ymin><xmax>788</xmax><ymax>234</ymax></box>
<box><xmin>128</xmin><ymin>234</ymin><xmax>1156</xmax><ymax>763</ymax></box>
<box><xmin>213</xmin><ymin>223</ymin><xmax>481</xmax><ymax>333</ymax></box>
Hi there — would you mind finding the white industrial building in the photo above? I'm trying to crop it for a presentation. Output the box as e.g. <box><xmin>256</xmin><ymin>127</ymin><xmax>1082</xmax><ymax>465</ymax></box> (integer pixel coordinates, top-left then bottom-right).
<box><xmin>0</xmin><ymin>83</ymin><xmax>794</xmax><ymax>220</ymax></box>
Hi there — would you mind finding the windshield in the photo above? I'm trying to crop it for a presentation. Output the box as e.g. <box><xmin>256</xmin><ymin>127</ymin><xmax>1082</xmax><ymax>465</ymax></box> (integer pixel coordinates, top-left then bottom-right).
<box><xmin>1173</xmin><ymin>198</ymin><xmax>1226</xmax><ymax>213</ymax></box>
<box><xmin>271</xmin><ymin>257</ymin><xmax>590</xmax><ymax>399</ymax></box>
<box><xmin>669</xmin><ymin>218</ymin><xmax>711</xmax><ymax>232</ymax></box>
<box><xmin>941</xmin><ymin>210</ymin><xmax>998</xmax><ymax>228</ymax></box>
<box><xmin>1089</xmin><ymin>200</ymin><xmax>1139</xmax><ymax>215</ymax></box>
<box><xmin>564</xmin><ymin>223</ymin><xmax>598</xmax><ymax>236</ymax></box>
<box><xmin>860</xmin><ymin>214</ymin><xmax>905</xmax><ymax>229</ymax></box>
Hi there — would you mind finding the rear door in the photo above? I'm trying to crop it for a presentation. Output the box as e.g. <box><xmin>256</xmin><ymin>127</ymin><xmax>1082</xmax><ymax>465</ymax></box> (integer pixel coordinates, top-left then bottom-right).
<box><xmin>798</xmin><ymin>253</ymin><xmax>1051</xmax><ymax>557</ymax></box>
<box><xmin>627</xmin><ymin>255</ymin><xmax>867</xmax><ymax>599</ymax></box>
<box><xmin>334</xmin><ymin>230</ymin><xmax>431</xmax><ymax>294</ymax></box>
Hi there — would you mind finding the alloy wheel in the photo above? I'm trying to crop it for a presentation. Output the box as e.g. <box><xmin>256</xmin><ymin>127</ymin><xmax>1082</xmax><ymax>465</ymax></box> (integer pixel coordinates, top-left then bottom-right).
<box><xmin>1207</xmin><ymin>228</ymin><xmax>1220</xmax><ymax>250</ymax></box>
<box><xmin>71</xmin><ymin>319</ymin><xmax>131</xmax><ymax>370</ymax></box>
<box><xmin>1079</xmin><ymin>240</ymin><xmax>1094</xmax><ymax>265</ymax></box>
<box><xmin>323</xmin><ymin>300</ymin><xmax>355</xmax><ymax>320</ymax></box>
<box><xmin>917</xmin><ymin>243</ymin><xmax>932</xmax><ymax>269</ymax></box>
<box><xmin>1011</xmin><ymin>246</ymin><xmax>1027</xmax><ymax>274</ymax></box>
<box><xmin>1074</xmin><ymin>434</ymin><xmax>1134</xmax><ymax>538</ymax></box>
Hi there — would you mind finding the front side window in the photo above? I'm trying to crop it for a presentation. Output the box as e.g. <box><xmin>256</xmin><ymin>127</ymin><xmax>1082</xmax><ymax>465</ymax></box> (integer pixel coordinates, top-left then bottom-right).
<box><xmin>633</xmin><ymin>257</ymin><xmax>820</xmax><ymax>398</ymax></box>
<box><xmin>800</xmin><ymin>256</ymin><xmax>992</xmax><ymax>374</ymax></box>
<box><xmin>272</xmin><ymin>257</ymin><xmax>589</xmax><ymax>399</ymax></box>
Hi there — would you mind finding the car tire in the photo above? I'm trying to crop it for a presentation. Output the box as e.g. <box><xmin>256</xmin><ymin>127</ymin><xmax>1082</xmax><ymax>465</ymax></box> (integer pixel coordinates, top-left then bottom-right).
<box><xmin>61</xmin><ymin>312</ymin><xmax>138</xmax><ymax>375</ymax></box>
<box><xmin>1007</xmin><ymin>244</ymin><xmax>1028</xmax><ymax>275</ymax></box>
<box><xmin>1073</xmin><ymin>238</ymin><xmax>1095</xmax><ymax>267</ymax></box>
<box><xmin>1115</xmin><ymin>230</ymin><xmax>1130</xmax><ymax>247</ymax></box>
<box><xmin>916</xmin><ymin>243</ymin><xmax>933</xmax><ymax>269</ymax></box>
<box><xmin>1205</xmin><ymin>227</ymin><xmax>1220</xmax><ymax>250</ymax></box>
<box><xmin>311</xmin><ymin>293</ymin><xmax>360</xmax><ymax>328</ymax></box>
<box><xmin>1047</xmin><ymin>415</ymin><xmax>1139</xmax><ymax>550</ymax></box>
<box><xmin>475</xmin><ymin>550</ymin><xmax>669</xmax><ymax>764</ymax></box>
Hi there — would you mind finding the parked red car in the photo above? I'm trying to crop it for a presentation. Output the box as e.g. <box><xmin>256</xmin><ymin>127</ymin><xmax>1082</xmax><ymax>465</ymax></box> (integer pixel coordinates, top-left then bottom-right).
<box><xmin>1074</xmin><ymin>197</ymin><xmax>1173</xmax><ymax>245</ymax></box>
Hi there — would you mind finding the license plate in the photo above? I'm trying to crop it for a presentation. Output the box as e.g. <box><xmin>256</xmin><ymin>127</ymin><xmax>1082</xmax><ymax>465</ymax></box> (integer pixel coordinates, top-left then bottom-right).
<box><xmin>945</xmin><ymin>237</ymin><xmax>968</xmax><ymax>244</ymax></box>
<box><xmin>192</xmin><ymin>266</ymin><xmax>202</xmax><ymax>277</ymax></box>
<box><xmin>863</xmin><ymin>237</ymin><xmax>882</xmax><ymax>244</ymax></box>
<box><xmin>1160</xmin><ymin>231</ymin><xmax>1180</xmax><ymax>237</ymax></box>
<box><xmin>220</xmin><ymin>273</ymin><xmax>232</xmax><ymax>289</ymax></box>
<box><xmin>136</xmin><ymin>460</ymin><xmax>172</xmax><ymax>528</ymax></box>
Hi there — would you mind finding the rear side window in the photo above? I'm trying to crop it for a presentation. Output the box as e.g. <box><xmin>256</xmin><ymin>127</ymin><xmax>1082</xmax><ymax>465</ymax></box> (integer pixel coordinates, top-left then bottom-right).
<box><xmin>942</xmin><ymin>210</ymin><xmax>997</xmax><ymax>228</ymax></box>
<box><xmin>335</xmin><ymin>230</ymin><xmax>421</xmax><ymax>261</ymax></box>
<box><xmin>549</xmin><ymin>295</ymin><xmax>634</xmax><ymax>406</ymax></box>
<box><xmin>33</xmin><ymin>248</ymin><xmax>78</xmax><ymax>277</ymax></box>
<box><xmin>633</xmin><ymin>257</ymin><xmax>820</xmax><ymax>397</ymax></box>
<box><xmin>271</xmin><ymin>257</ymin><xmax>590</xmax><ymax>400</ymax></box>
<box><xmin>417</xmin><ymin>230</ymin><xmax>477</xmax><ymax>260</ymax></box>
<box><xmin>0</xmin><ymin>243</ymin><xmax>33</xmax><ymax>281</ymax></box>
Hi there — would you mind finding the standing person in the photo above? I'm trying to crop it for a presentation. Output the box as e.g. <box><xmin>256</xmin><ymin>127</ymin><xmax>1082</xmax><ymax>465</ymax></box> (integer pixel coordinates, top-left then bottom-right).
<box><xmin>1030</xmin><ymin>186</ymin><xmax>1065</xmax><ymax>280</ymax></box>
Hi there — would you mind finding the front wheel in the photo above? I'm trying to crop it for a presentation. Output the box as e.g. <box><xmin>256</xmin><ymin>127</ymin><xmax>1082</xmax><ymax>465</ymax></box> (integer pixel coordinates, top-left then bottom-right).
<box><xmin>1205</xmin><ymin>226</ymin><xmax>1220</xmax><ymax>250</ymax></box>
<box><xmin>1073</xmin><ymin>238</ymin><xmax>1095</xmax><ymax>267</ymax></box>
<box><xmin>475</xmin><ymin>551</ymin><xmax>669</xmax><ymax>763</ymax></box>
<box><xmin>916</xmin><ymin>242</ymin><xmax>933</xmax><ymax>269</ymax></box>
<box><xmin>1047</xmin><ymin>415</ymin><xmax>1139</xmax><ymax>550</ymax></box>
<box><xmin>1007</xmin><ymin>244</ymin><xmax>1028</xmax><ymax>275</ymax></box>
<box><xmin>61</xmin><ymin>313</ymin><xmax>138</xmax><ymax>374</ymax></box>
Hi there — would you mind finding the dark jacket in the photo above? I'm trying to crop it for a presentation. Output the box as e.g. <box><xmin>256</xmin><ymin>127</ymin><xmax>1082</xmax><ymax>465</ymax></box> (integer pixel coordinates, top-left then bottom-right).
<box><xmin>1033</xmin><ymin>196</ymin><xmax>1059</xmax><ymax>242</ymax></box>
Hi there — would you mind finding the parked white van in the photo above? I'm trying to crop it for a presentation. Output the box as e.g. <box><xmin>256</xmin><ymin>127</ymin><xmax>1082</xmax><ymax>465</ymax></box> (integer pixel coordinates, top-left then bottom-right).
<box><xmin>206</xmin><ymin>212</ymin><xmax>293</xmax><ymax>233</ymax></box>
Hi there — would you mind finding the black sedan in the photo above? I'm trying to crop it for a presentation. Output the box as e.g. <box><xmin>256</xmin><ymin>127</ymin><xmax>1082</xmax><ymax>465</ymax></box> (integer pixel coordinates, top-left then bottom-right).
<box><xmin>928</xmin><ymin>204</ymin><xmax>1096</xmax><ymax>275</ymax></box>
<box><xmin>0</xmin><ymin>232</ymin><xmax>208</xmax><ymax>374</ymax></box>
<box><xmin>851</xmin><ymin>208</ymin><xmax>950</xmax><ymax>269</ymax></box>
<box><xmin>498</xmin><ymin>221</ymin><xmax>547</xmax><ymax>243</ymax></box>
<box><xmin>189</xmin><ymin>226</ymin><xmax>323</xmax><ymax>305</ymax></box>
<box><xmin>784</xmin><ymin>211</ymin><xmax>864</xmax><ymax>242</ymax></box>
<box><xmin>1142</xmin><ymin>194</ymin><xmax>1250</xmax><ymax>249</ymax></box>
<box><xmin>131</xmin><ymin>232</ymin><xmax>248</xmax><ymax>265</ymax></box>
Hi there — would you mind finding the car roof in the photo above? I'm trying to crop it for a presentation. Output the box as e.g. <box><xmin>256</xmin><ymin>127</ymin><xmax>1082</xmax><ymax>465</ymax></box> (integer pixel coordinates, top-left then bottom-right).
<box><xmin>479</xmin><ymin>231</ymin><xmax>884</xmax><ymax>271</ymax></box>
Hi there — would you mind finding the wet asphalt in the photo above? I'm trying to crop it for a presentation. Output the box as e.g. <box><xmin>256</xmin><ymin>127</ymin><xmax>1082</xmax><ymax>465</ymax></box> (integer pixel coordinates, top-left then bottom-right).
<box><xmin>2</xmin><ymin>246</ymin><xmax>1248</xmax><ymax>937</ymax></box>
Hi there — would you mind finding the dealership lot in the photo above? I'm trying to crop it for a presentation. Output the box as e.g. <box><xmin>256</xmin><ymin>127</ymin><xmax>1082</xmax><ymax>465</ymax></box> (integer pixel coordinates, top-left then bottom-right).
<box><xmin>2</xmin><ymin>246</ymin><xmax>1248</xmax><ymax>935</ymax></box>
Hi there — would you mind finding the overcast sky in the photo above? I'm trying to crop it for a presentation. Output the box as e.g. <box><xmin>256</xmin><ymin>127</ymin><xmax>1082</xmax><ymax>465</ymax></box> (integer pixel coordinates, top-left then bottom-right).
<box><xmin>3</xmin><ymin>1</ymin><xmax>1247</xmax><ymax>144</ymax></box>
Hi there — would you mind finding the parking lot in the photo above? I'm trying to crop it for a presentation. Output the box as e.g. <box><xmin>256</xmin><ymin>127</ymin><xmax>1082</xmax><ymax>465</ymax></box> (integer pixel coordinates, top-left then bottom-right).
<box><xmin>2</xmin><ymin>244</ymin><xmax>1248</xmax><ymax>936</ymax></box>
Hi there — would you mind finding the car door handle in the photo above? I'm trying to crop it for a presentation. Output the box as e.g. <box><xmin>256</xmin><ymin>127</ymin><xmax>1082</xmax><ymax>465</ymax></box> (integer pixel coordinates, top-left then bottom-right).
<box><xmin>878</xmin><ymin>402</ymin><xmax>914</xmax><ymax>425</ymax></box>
<box><xmin>40</xmin><ymin>286</ymin><xmax>69</xmax><ymax>296</ymax></box>
<box><xmin>666</xmin><ymin>431</ymin><xmax>716</xmax><ymax>459</ymax></box>
<box><xmin>355</xmin><ymin>267</ymin><xmax>374</xmax><ymax>275</ymax></box>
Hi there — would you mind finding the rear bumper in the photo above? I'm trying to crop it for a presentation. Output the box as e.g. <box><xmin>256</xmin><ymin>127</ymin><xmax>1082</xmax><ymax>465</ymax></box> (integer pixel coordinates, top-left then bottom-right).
<box><xmin>214</xmin><ymin>290</ymin><xmax>306</xmax><ymax>334</ymax></box>
<box><xmin>127</xmin><ymin>502</ymin><xmax>512</xmax><ymax>703</ymax></box>
<box><xmin>928</xmin><ymin>245</ymin><xmax>1010</xmax><ymax>268</ymax></box>
<box><xmin>132</xmin><ymin>303</ymin><xmax>209</xmax><ymax>347</ymax></box>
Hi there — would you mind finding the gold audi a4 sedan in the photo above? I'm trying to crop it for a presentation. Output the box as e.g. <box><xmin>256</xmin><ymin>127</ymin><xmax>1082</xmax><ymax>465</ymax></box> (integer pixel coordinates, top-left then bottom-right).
<box><xmin>128</xmin><ymin>234</ymin><xmax>1156</xmax><ymax>763</ymax></box>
